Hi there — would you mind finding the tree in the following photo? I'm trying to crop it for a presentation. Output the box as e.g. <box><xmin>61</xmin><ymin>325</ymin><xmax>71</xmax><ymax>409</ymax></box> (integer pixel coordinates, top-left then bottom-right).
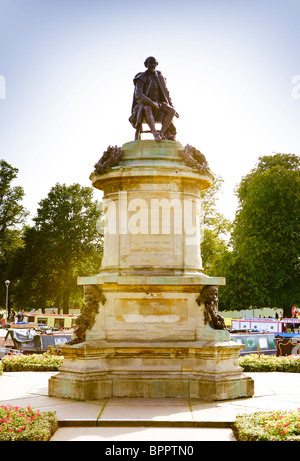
<box><xmin>220</xmin><ymin>153</ymin><xmax>300</xmax><ymax>313</ymax></box>
<box><xmin>12</xmin><ymin>183</ymin><xmax>103</xmax><ymax>313</ymax></box>
<box><xmin>0</xmin><ymin>160</ymin><xmax>28</xmax><ymax>307</ymax></box>
<box><xmin>200</xmin><ymin>176</ymin><xmax>232</xmax><ymax>275</ymax></box>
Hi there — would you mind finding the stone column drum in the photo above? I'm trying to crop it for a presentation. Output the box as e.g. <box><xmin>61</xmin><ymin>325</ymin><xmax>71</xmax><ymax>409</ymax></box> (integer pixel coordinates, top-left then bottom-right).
<box><xmin>49</xmin><ymin>140</ymin><xmax>254</xmax><ymax>401</ymax></box>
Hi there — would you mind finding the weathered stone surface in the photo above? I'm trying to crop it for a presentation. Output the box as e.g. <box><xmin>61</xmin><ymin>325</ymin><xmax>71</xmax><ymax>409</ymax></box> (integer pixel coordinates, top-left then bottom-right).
<box><xmin>90</xmin><ymin>141</ymin><xmax>213</xmax><ymax>277</ymax></box>
<box><xmin>49</xmin><ymin>140</ymin><xmax>254</xmax><ymax>401</ymax></box>
<box><xmin>49</xmin><ymin>340</ymin><xmax>253</xmax><ymax>401</ymax></box>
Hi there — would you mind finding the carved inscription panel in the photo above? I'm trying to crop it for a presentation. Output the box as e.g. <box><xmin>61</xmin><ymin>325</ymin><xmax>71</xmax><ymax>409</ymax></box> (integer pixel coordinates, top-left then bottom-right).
<box><xmin>114</xmin><ymin>298</ymin><xmax>188</xmax><ymax>323</ymax></box>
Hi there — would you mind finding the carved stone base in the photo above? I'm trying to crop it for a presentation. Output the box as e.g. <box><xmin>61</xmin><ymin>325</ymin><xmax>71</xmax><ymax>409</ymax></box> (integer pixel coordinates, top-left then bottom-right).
<box><xmin>48</xmin><ymin>340</ymin><xmax>254</xmax><ymax>401</ymax></box>
<box><xmin>50</xmin><ymin>140</ymin><xmax>255</xmax><ymax>402</ymax></box>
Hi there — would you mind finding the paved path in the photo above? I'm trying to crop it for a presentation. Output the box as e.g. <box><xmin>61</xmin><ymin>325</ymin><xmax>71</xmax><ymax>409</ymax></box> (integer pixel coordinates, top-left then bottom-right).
<box><xmin>0</xmin><ymin>371</ymin><xmax>299</xmax><ymax>441</ymax></box>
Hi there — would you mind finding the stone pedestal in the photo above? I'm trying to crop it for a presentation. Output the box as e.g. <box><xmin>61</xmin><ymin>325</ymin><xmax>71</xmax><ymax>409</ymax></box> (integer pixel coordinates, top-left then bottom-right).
<box><xmin>49</xmin><ymin>140</ymin><xmax>254</xmax><ymax>401</ymax></box>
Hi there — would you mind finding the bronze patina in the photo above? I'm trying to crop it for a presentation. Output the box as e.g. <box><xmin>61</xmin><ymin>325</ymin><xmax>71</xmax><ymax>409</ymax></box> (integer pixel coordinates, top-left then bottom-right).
<box><xmin>197</xmin><ymin>285</ymin><xmax>227</xmax><ymax>331</ymax></box>
<box><xmin>129</xmin><ymin>57</ymin><xmax>179</xmax><ymax>141</ymax></box>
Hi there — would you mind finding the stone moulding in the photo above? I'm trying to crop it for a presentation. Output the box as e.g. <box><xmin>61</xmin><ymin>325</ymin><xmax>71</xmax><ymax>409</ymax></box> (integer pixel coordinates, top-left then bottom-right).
<box><xmin>90</xmin><ymin>140</ymin><xmax>214</xmax><ymax>191</ymax></box>
<box><xmin>48</xmin><ymin>340</ymin><xmax>253</xmax><ymax>401</ymax></box>
<box><xmin>77</xmin><ymin>274</ymin><xmax>225</xmax><ymax>287</ymax></box>
<box><xmin>91</xmin><ymin>141</ymin><xmax>214</xmax><ymax>182</ymax></box>
<box><xmin>48</xmin><ymin>139</ymin><xmax>254</xmax><ymax>402</ymax></box>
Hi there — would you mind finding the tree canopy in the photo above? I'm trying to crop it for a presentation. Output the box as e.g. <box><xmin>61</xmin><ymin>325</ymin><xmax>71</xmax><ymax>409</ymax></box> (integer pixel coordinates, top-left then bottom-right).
<box><xmin>200</xmin><ymin>175</ymin><xmax>231</xmax><ymax>275</ymax></box>
<box><xmin>0</xmin><ymin>160</ymin><xmax>28</xmax><ymax>304</ymax></box>
<box><xmin>10</xmin><ymin>183</ymin><xmax>103</xmax><ymax>313</ymax></box>
<box><xmin>220</xmin><ymin>153</ymin><xmax>300</xmax><ymax>313</ymax></box>
<box><xmin>3</xmin><ymin>153</ymin><xmax>299</xmax><ymax>316</ymax></box>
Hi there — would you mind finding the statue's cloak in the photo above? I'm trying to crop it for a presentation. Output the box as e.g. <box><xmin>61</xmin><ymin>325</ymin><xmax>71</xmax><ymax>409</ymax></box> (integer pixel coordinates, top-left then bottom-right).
<box><xmin>129</xmin><ymin>70</ymin><xmax>174</xmax><ymax>129</ymax></box>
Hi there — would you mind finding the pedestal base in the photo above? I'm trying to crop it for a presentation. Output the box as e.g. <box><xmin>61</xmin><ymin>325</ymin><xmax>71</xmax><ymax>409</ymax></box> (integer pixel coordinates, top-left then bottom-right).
<box><xmin>48</xmin><ymin>340</ymin><xmax>254</xmax><ymax>401</ymax></box>
<box><xmin>50</xmin><ymin>140</ymin><xmax>255</xmax><ymax>402</ymax></box>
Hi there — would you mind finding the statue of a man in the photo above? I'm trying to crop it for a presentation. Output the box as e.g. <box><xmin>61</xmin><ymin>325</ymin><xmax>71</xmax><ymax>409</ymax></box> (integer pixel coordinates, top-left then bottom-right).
<box><xmin>129</xmin><ymin>57</ymin><xmax>179</xmax><ymax>141</ymax></box>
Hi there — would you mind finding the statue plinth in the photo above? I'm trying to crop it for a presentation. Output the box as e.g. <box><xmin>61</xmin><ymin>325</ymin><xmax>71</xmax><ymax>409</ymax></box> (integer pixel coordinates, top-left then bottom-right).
<box><xmin>49</xmin><ymin>141</ymin><xmax>254</xmax><ymax>401</ymax></box>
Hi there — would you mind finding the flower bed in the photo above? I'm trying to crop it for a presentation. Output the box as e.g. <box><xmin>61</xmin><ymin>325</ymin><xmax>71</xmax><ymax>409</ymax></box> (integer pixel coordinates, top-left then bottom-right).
<box><xmin>239</xmin><ymin>354</ymin><xmax>300</xmax><ymax>372</ymax></box>
<box><xmin>233</xmin><ymin>409</ymin><xmax>300</xmax><ymax>441</ymax></box>
<box><xmin>0</xmin><ymin>404</ymin><xmax>57</xmax><ymax>441</ymax></box>
<box><xmin>1</xmin><ymin>351</ymin><xmax>63</xmax><ymax>372</ymax></box>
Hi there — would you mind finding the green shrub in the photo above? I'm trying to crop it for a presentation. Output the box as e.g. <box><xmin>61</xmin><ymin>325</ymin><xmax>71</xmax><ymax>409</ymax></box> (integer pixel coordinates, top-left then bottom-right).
<box><xmin>239</xmin><ymin>354</ymin><xmax>300</xmax><ymax>372</ymax></box>
<box><xmin>233</xmin><ymin>409</ymin><xmax>300</xmax><ymax>441</ymax></box>
<box><xmin>1</xmin><ymin>352</ymin><xmax>63</xmax><ymax>372</ymax></box>
<box><xmin>0</xmin><ymin>404</ymin><xmax>57</xmax><ymax>441</ymax></box>
<box><xmin>0</xmin><ymin>361</ymin><xmax>3</xmax><ymax>376</ymax></box>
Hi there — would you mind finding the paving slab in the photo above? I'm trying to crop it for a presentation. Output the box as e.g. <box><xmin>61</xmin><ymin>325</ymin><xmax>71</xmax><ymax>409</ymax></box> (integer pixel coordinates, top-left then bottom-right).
<box><xmin>50</xmin><ymin>426</ymin><xmax>236</xmax><ymax>441</ymax></box>
<box><xmin>99</xmin><ymin>402</ymin><xmax>193</xmax><ymax>423</ymax></box>
<box><xmin>0</xmin><ymin>371</ymin><xmax>300</xmax><ymax>441</ymax></box>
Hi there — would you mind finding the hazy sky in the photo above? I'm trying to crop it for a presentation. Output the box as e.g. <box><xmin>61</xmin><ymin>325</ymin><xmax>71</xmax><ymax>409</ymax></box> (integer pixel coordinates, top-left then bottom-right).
<box><xmin>0</xmin><ymin>0</ymin><xmax>299</xmax><ymax>222</ymax></box>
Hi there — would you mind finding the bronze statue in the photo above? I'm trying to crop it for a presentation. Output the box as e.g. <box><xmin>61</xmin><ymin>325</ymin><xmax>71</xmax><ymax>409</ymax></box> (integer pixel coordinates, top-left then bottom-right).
<box><xmin>182</xmin><ymin>145</ymin><xmax>211</xmax><ymax>175</ymax></box>
<box><xmin>197</xmin><ymin>285</ymin><xmax>227</xmax><ymax>331</ymax></box>
<box><xmin>67</xmin><ymin>285</ymin><xmax>106</xmax><ymax>345</ymax></box>
<box><xmin>129</xmin><ymin>57</ymin><xmax>179</xmax><ymax>141</ymax></box>
<box><xmin>94</xmin><ymin>145</ymin><xmax>122</xmax><ymax>175</ymax></box>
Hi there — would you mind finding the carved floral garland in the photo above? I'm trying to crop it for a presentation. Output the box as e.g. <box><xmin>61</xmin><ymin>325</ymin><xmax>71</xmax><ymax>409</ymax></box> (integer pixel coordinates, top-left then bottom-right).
<box><xmin>182</xmin><ymin>144</ymin><xmax>212</xmax><ymax>176</ymax></box>
<box><xmin>93</xmin><ymin>145</ymin><xmax>122</xmax><ymax>175</ymax></box>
